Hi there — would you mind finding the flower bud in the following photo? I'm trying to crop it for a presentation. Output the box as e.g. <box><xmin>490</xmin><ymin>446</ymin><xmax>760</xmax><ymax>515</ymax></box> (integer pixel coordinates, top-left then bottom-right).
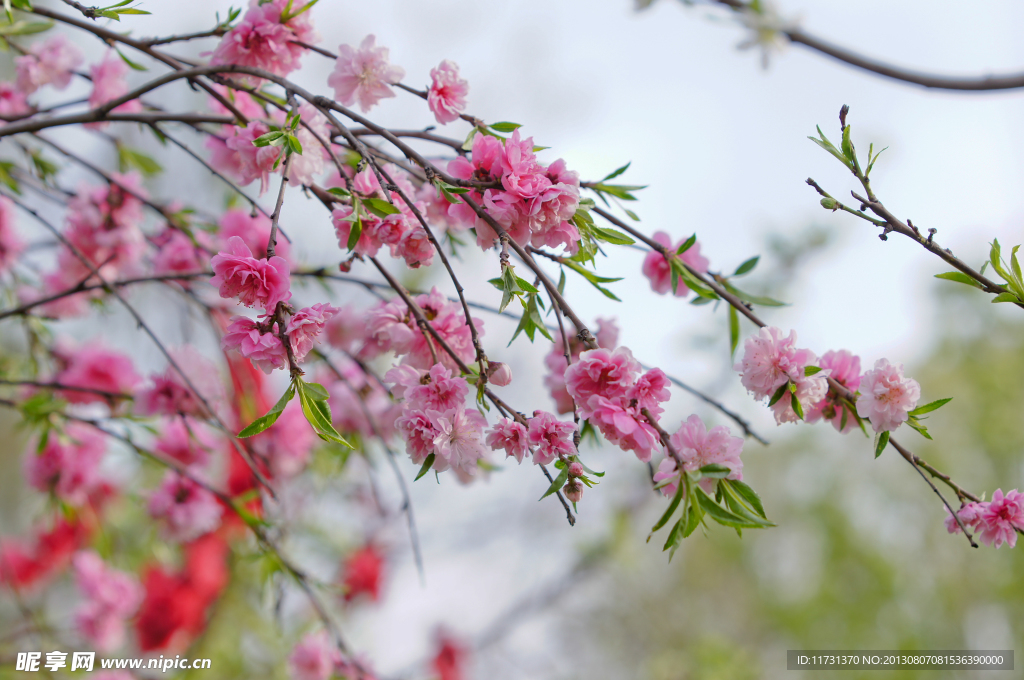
<box><xmin>487</xmin><ymin>361</ymin><xmax>512</xmax><ymax>387</ymax></box>
<box><xmin>567</xmin><ymin>461</ymin><xmax>584</xmax><ymax>477</ymax></box>
<box><xmin>820</xmin><ymin>197</ymin><xmax>837</xmax><ymax>210</ymax></box>
<box><xmin>563</xmin><ymin>480</ymin><xmax>583</xmax><ymax>503</ymax></box>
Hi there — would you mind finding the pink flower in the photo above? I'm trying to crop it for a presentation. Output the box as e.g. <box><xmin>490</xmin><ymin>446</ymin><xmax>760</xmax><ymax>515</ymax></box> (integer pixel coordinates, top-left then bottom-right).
<box><xmin>0</xmin><ymin>82</ymin><xmax>29</xmax><ymax>117</ymax></box>
<box><xmin>223</xmin><ymin>121</ymin><xmax>282</xmax><ymax>194</ymax></box>
<box><xmin>944</xmin><ymin>502</ymin><xmax>983</xmax><ymax>535</ymax></box>
<box><xmin>221</xmin><ymin>316</ymin><xmax>288</xmax><ymax>374</ymax></box>
<box><xmin>564</xmin><ymin>346</ymin><xmax>641</xmax><ymax>418</ymax></box>
<box><xmin>210</xmin><ymin>236</ymin><xmax>292</xmax><ymax>310</ymax></box>
<box><xmin>396</xmin><ymin>225</ymin><xmax>435</xmax><ymax>268</ymax></box>
<box><xmin>769</xmin><ymin>369</ymin><xmax>829</xmax><ymax>425</ymax></box>
<box><xmin>486</xmin><ymin>418</ymin><xmax>529</xmax><ymax>463</ymax></box>
<box><xmin>72</xmin><ymin>551</ymin><xmax>142</xmax><ymax>652</ymax></box>
<box><xmin>16</xmin><ymin>35</ymin><xmax>82</xmax><ymax>94</ymax></box>
<box><xmin>855</xmin><ymin>358</ymin><xmax>921</xmax><ymax>433</ymax></box>
<box><xmin>527</xmin><ymin>410</ymin><xmax>575</xmax><ymax>465</ymax></box>
<box><xmin>669</xmin><ymin>414</ymin><xmax>743</xmax><ymax>493</ymax></box>
<box><xmin>150</xmin><ymin>229</ymin><xmax>208</xmax><ymax>278</ymax></box>
<box><xmin>210</xmin><ymin>0</ymin><xmax>319</xmax><ymax>79</ymax></box>
<box><xmin>427</xmin><ymin>60</ymin><xmax>468</xmax><ymax>125</ymax></box>
<box><xmin>332</xmin><ymin>204</ymin><xmax>382</xmax><ymax>257</ymax></box>
<box><xmin>249</xmin><ymin>401</ymin><xmax>316</xmax><ymax>478</ymax></box>
<box><xmin>54</xmin><ymin>342</ymin><xmax>140</xmax><ymax>405</ymax></box>
<box><xmin>586</xmin><ymin>396</ymin><xmax>660</xmax><ymax>462</ymax></box>
<box><xmin>148</xmin><ymin>471</ymin><xmax>223</xmax><ymax>542</ymax></box>
<box><xmin>24</xmin><ymin>423</ymin><xmax>107</xmax><ymax>506</ymax></box>
<box><xmin>488</xmin><ymin>362</ymin><xmax>513</xmax><ymax>387</ymax></box>
<box><xmin>626</xmin><ymin>368</ymin><xmax>671</xmax><ymax>418</ymax></box>
<box><xmin>60</xmin><ymin>174</ymin><xmax>146</xmax><ymax>279</ymax></box>
<box><xmin>544</xmin><ymin>317</ymin><xmax>618</xmax><ymax>414</ymax></box>
<box><xmin>403</xmin><ymin>363</ymin><xmax>470</xmax><ymax>413</ymax></box>
<box><xmin>289</xmin><ymin>631</ymin><xmax>342</xmax><ymax>680</ymax></box>
<box><xmin>396</xmin><ymin>409</ymin><xmax>441</xmax><ymax>465</ymax></box>
<box><xmin>0</xmin><ymin>195</ymin><xmax>24</xmax><ymax>272</ymax></box>
<box><xmin>431</xmin><ymin>407</ymin><xmax>488</xmax><ymax>480</ymax></box>
<box><xmin>287</xmin><ymin>303</ymin><xmax>340</xmax><ymax>362</ymax></box>
<box><xmin>136</xmin><ymin>346</ymin><xmax>224</xmax><ymax>418</ymax></box>
<box><xmin>153</xmin><ymin>419</ymin><xmax>218</xmax><ymax>468</ymax></box>
<box><xmin>653</xmin><ymin>457</ymin><xmax>682</xmax><ymax>498</ymax></box>
<box><xmin>805</xmin><ymin>349</ymin><xmax>861</xmax><ymax>433</ymax></box>
<box><xmin>734</xmin><ymin>327</ymin><xmax>817</xmax><ymax>400</ymax></box>
<box><xmin>642</xmin><ymin>232</ymin><xmax>711</xmax><ymax>297</ymax></box>
<box><xmin>218</xmin><ymin>208</ymin><xmax>291</xmax><ymax>263</ymax></box>
<box><xmin>87</xmin><ymin>51</ymin><xmax>142</xmax><ymax>128</ymax></box>
<box><xmin>328</xmin><ymin>35</ymin><xmax>405</xmax><ymax>112</ymax></box>
<box><xmin>976</xmin><ymin>489</ymin><xmax>1024</xmax><ymax>549</ymax></box>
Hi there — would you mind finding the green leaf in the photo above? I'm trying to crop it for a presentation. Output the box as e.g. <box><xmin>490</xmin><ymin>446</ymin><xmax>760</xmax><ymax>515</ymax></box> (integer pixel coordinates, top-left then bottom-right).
<box><xmin>698</xmin><ymin>463</ymin><xmax>732</xmax><ymax>479</ymax></box>
<box><xmin>663</xmin><ymin>515</ymin><xmax>686</xmax><ymax>559</ymax></box>
<box><xmin>488</xmin><ymin>121</ymin><xmax>521</xmax><ymax>133</ymax></box>
<box><xmin>296</xmin><ymin>380</ymin><xmax>351</xmax><ymax>447</ymax></box>
<box><xmin>0</xmin><ymin>19</ymin><xmax>51</xmax><ymax>36</ymax></box>
<box><xmin>767</xmin><ymin>382</ymin><xmax>788</xmax><ymax>407</ymax></box>
<box><xmin>117</xmin><ymin>146</ymin><xmax>162</xmax><ymax>175</ymax></box>
<box><xmin>649</xmin><ymin>477</ymin><xmax>685</xmax><ymax>537</ymax></box>
<box><xmin>808</xmin><ymin>125</ymin><xmax>853</xmax><ymax>170</ymax></box>
<box><xmin>669</xmin><ymin>258</ymin><xmax>718</xmax><ymax>300</ymax></box>
<box><xmin>363</xmin><ymin>197</ymin><xmax>400</xmax><ymax>217</ymax></box>
<box><xmin>934</xmin><ymin>271</ymin><xmax>983</xmax><ymax>289</ymax></box>
<box><xmin>991</xmin><ymin>292</ymin><xmax>1019</xmax><ymax>303</ymax></box>
<box><xmin>682</xmin><ymin>500</ymin><xmax>702</xmax><ymax>538</ymax></box>
<box><xmin>874</xmin><ymin>430</ymin><xmax>890</xmax><ymax>458</ymax></box>
<box><xmin>732</xmin><ymin>256</ymin><xmax>759</xmax><ymax>277</ymax></box>
<box><xmin>346</xmin><ymin>210</ymin><xmax>362</xmax><ymax>251</ymax></box>
<box><xmin>676</xmin><ymin>234</ymin><xmax>696</xmax><ymax>255</ymax></box>
<box><xmin>508</xmin><ymin>293</ymin><xmax>552</xmax><ymax>345</ymax></box>
<box><xmin>908</xmin><ymin>398</ymin><xmax>952</xmax><ymax>416</ymax></box>
<box><xmin>590</xmin><ymin>225</ymin><xmax>635</xmax><ymax>245</ymax></box>
<box><xmin>804</xmin><ymin>366</ymin><xmax>822</xmax><ymax>376</ymax></box>
<box><xmin>589</xmin><ymin>182</ymin><xmax>646</xmax><ymax>202</ymax></box>
<box><xmin>415</xmin><ymin>453</ymin><xmax>435</xmax><ymax>481</ymax></box>
<box><xmin>238</xmin><ymin>384</ymin><xmax>295</xmax><ymax>437</ymax></box>
<box><xmin>721</xmin><ymin>280</ymin><xmax>786</xmax><ymax>307</ymax></box>
<box><xmin>728</xmin><ymin>305</ymin><xmax>739</xmax><ymax>359</ymax></box>
<box><xmin>301</xmin><ymin>381</ymin><xmax>330</xmax><ymax>401</ymax></box>
<box><xmin>694</xmin><ymin>486</ymin><xmax>769</xmax><ymax>529</ymax></box>
<box><xmin>327</xmin><ymin>186</ymin><xmax>351</xmax><ymax>198</ymax></box>
<box><xmin>790</xmin><ymin>391</ymin><xmax>804</xmax><ymax>420</ymax></box>
<box><xmin>722</xmin><ymin>479</ymin><xmax>767</xmax><ymax>520</ymax></box>
<box><xmin>539</xmin><ymin>467</ymin><xmax>569</xmax><ymax>501</ymax></box>
<box><xmin>600</xmin><ymin>162</ymin><xmax>631</xmax><ymax>182</ymax></box>
<box><xmin>561</xmin><ymin>260</ymin><xmax>623</xmax><ymax>302</ymax></box>
<box><xmin>252</xmin><ymin>130</ymin><xmax>285</xmax><ymax>147</ymax></box>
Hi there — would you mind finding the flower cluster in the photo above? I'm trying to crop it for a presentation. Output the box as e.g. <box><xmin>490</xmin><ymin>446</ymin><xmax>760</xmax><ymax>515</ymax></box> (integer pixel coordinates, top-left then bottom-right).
<box><xmin>72</xmin><ymin>551</ymin><xmax>143</xmax><ymax>652</ymax></box>
<box><xmin>447</xmin><ymin>130</ymin><xmax>582</xmax><ymax>252</ymax></box>
<box><xmin>388</xmin><ymin>363</ymin><xmax>488</xmax><ymax>483</ymax></box>
<box><xmin>0</xmin><ymin>34</ymin><xmax>81</xmax><ymax>117</ymax></box>
<box><xmin>945</xmin><ymin>490</ymin><xmax>1024</xmax><ymax>548</ymax></box>
<box><xmin>210</xmin><ymin>0</ymin><xmax>320</xmax><ymax>79</ymax></box>
<box><xmin>734</xmin><ymin>327</ymin><xmax>830</xmax><ymax>424</ymax></box>
<box><xmin>653</xmin><ymin>415</ymin><xmax>745</xmax><ymax>496</ymax></box>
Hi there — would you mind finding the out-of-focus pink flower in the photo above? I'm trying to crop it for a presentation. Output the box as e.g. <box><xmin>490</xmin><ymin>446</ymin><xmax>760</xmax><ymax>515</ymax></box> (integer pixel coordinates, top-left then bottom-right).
<box><xmin>0</xmin><ymin>195</ymin><xmax>24</xmax><ymax>272</ymax></box>
<box><xmin>136</xmin><ymin>346</ymin><xmax>224</xmax><ymax>418</ymax></box>
<box><xmin>324</xmin><ymin>305</ymin><xmax>368</xmax><ymax>354</ymax></box>
<box><xmin>431</xmin><ymin>630</ymin><xmax>469</xmax><ymax>680</ymax></box>
<box><xmin>427</xmin><ymin>60</ymin><xmax>468</xmax><ymax>124</ymax></box>
<box><xmin>249</xmin><ymin>400</ymin><xmax>315</xmax><ymax>479</ymax></box>
<box><xmin>488</xmin><ymin>361</ymin><xmax>513</xmax><ymax>387</ymax></box>
<box><xmin>805</xmin><ymin>349</ymin><xmax>861</xmax><ymax>433</ymax></box>
<box><xmin>87</xmin><ymin>52</ymin><xmax>142</xmax><ymax>129</ymax></box>
<box><xmin>341</xmin><ymin>544</ymin><xmax>385</xmax><ymax>602</ymax></box>
<box><xmin>287</xmin><ymin>303</ymin><xmax>340</xmax><ymax>362</ymax></box>
<box><xmin>221</xmin><ymin>316</ymin><xmax>288</xmax><ymax>374</ymax></box>
<box><xmin>150</xmin><ymin>229</ymin><xmax>209</xmax><ymax>278</ymax></box>
<box><xmin>365</xmin><ymin>288</ymin><xmax>481</xmax><ymax>371</ymax></box>
<box><xmin>564</xmin><ymin>346</ymin><xmax>641</xmax><ymax>418</ymax></box>
<box><xmin>73</xmin><ymin>551</ymin><xmax>143</xmax><ymax>652</ymax></box>
<box><xmin>669</xmin><ymin>414</ymin><xmax>743</xmax><ymax>493</ymax></box>
<box><xmin>328</xmin><ymin>35</ymin><xmax>405</xmax><ymax>112</ymax></box>
<box><xmin>211</xmin><ymin>236</ymin><xmax>292</xmax><ymax>310</ymax></box>
<box><xmin>153</xmin><ymin>418</ymin><xmax>219</xmax><ymax>469</ymax></box>
<box><xmin>642</xmin><ymin>232</ymin><xmax>711</xmax><ymax>297</ymax></box>
<box><xmin>734</xmin><ymin>327</ymin><xmax>817</xmax><ymax>400</ymax></box>
<box><xmin>486</xmin><ymin>418</ymin><xmax>529</xmax><ymax>463</ymax></box>
<box><xmin>54</xmin><ymin>342</ymin><xmax>140</xmax><ymax>405</ymax></box>
<box><xmin>210</xmin><ymin>0</ymin><xmax>319</xmax><ymax>79</ymax></box>
<box><xmin>944</xmin><ymin>502</ymin><xmax>983</xmax><ymax>535</ymax></box>
<box><xmin>59</xmin><ymin>174</ymin><xmax>146</xmax><ymax>281</ymax></box>
<box><xmin>16</xmin><ymin>35</ymin><xmax>82</xmax><ymax>94</ymax></box>
<box><xmin>24</xmin><ymin>423</ymin><xmax>107</xmax><ymax>506</ymax></box>
<box><xmin>0</xmin><ymin>82</ymin><xmax>29</xmax><ymax>117</ymax></box>
<box><xmin>527</xmin><ymin>410</ymin><xmax>575</xmax><ymax>465</ymax></box>
<box><xmin>148</xmin><ymin>471</ymin><xmax>223</xmax><ymax>543</ymax></box>
<box><xmin>653</xmin><ymin>457</ymin><xmax>682</xmax><ymax>498</ymax></box>
<box><xmin>332</xmin><ymin>204</ymin><xmax>383</xmax><ymax>257</ymax></box>
<box><xmin>289</xmin><ymin>631</ymin><xmax>342</xmax><ymax>680</ymax></box>
<box><xmin>218</xmin><ymin>208</ymin><xmax>291</xmax><ymax>263</ymax></box>
<box><xmin>976</xmin><ymin>489</ymin><xmax>1024</xmax><ymax>548</ymax></box>
<box><xmin>855</xmin><ymin>358</ymin><xmax>921</xmax><ymax>433</ymax></box>
<box><xmin>223</xmin><ymin>121</ymin><xmax>282</xmax><ymax>194</ymax></box>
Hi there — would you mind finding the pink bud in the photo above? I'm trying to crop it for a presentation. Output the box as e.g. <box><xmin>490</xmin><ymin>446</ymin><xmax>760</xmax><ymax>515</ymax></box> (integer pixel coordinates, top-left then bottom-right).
<box><xmin>488</xmin><ymin>361</ymin><xmax>512</xmax><ymax>387</ymax></box>
<box><xmin>563</xmin><ymin>480</ymin><xmax>583</xmax><ymax>503</ymax></box>
<box><xmin>567</xmin><ymin>461</ymin><xmax>584</xmax><ymax>477</ymax></box>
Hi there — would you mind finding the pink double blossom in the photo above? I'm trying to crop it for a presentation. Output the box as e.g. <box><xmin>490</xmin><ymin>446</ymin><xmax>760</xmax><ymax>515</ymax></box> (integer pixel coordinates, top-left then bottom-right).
<box><xmin>148</xmin><ymin>471</ymin><xmax>223</xmax><ymax>542</ymax></box>
<box><xmin>16</xmin><ymin>35</ymin><xmax>82</xmax><ymax>94</ymax></box>
<box><xmin>221</xmin><ymin>316</ymin><xmax>288</xmax><ymax>374</ymax></box>
<box><xmin>222</xmin><ymin>121</ymin><xmax>282</xmax><ymax>194</ymax></box>
<box><xmin>805</xmin><ymin>349</ymin><xmax>861</xmax><ymax>433</ymax></box>
<box><xmin>72</xmin><ymin>551</ymin><xmax>142</xmax><ymax>652</ymax></box>
<box><xmin>54</xmin><ymin>342</ymin><xmax>140</xmax><ymax>405</ymax></box>
<box><xmin>210</xmin><ymin>236</ymin><xmax>292</xmax><ymax>310</ymax></box>
<box><xmin>544</xmin><ymin>317</ymin><xmax>618</xmax><ymax>414</ymax></box>
<box><xmin>976</xmin><ymin>489</ymin><xmax>1024</xmax><ymax>549</ymax></box>
<box><xmin>734</xmin><ymin>327</ymin><xmax>817</xmax><ymax>400</ymax></box>
<box><xmin>210</xmin><ymin>0</ymin><xmax>320</xmax><ymax>79</ymax></box>
<box><xmin>400</xmin><ymin>364</ymin><xmax>470</xmax><ymax>413</ymax></box>
<box><xmin>287</xmin><ymin>303</ymin><xmax>340</xmax><ymax>362</ymax></box>
<box><xmin>486</xmin><ymin>418</ymin><xmax>529</xmax><ymax>463</ymax></box>
<box><xmin>431</xmin><ymin>407</ymin><xmax>488</xmax><ymax>479</ymax></box>
<box><xmin>24</xmin><ymin>423</ymin><xmax>107</xmax><ymax>506</ymax></box>
<box><xmin>329</xmin><ymin>35</ymin><xmax>405</xmax><ymax>112</ymax></box>
<box><xmin>564</xmin><ymin>346</ymin><xmax>641</xmax><ymax>418</ymax></box>
<box><xmin>86</xmin><ymin>52</ymin><xmax>142</xmax><ymax>129</ymax></box>
<box><xmin>855</xmin><ymin>358</ymin><xmax>920</xmax><ymax>433</ymax></box>
<box><xmin>526</xmin><ymin>410</ymin><xmax>575</xmax><ymax>465</ymax></box>
<box><xmin>586</xmin><ymin>395</ymin><xmax>661</xmax><ymax>462</ymax></box>
<box><xmin>655</xmin><ymin>415</ymin><xmax>744</xmax><ymax>496</ymax></box>
<box><xmin>427</xmin><ymin>60</ymin><xmax>469</xmax><ymax>124</ymax></box>
<box><xmin>641</xmin><ymin>232</ymin><xmax>710</xmax><ymax>297</ymax></box>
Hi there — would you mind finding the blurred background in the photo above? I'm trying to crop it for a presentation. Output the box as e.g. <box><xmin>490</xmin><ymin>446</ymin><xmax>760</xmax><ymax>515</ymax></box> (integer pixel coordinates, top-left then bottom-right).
<box><xmin>1</xmin><ymin>0</ymin><xmax>1024</xmax><ymax>678</ymax></box>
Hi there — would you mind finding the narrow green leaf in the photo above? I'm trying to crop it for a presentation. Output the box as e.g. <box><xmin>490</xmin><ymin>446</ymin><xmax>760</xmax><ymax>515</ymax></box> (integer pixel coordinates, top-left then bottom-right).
<box><xmin>301</xmin><ymin>381</ymin><xmax>330</xmax><ymax>401</ymax></box>
<box><xmin>694</xmin><ymin>487</ymin><xmax>767</xmax><ymax>529</ymax></box>
<box><xmin>363</xmin><ymin>197</ymin><xmax>400</xmax><ymax>217</ymax></box>
<box><xmin>767</xmin><ymin>382</ymin><xmax>788</xmax><ymax>407</ymax></box>
<box><xmin>934</xmin><ymin>271</ymin><xmax>983</xmax><ymax>289</ymax></box>
<box><xmin>648</xmin><ymin>477</ymin><xmax>685</xmax><ymax>537</ymax></box>
<box><xmin>733</xmin><ymin>256</ymin><xmax>759</xmax><ymax>277</ymax></box>
<box><xmin>790</xmin><ymin>391</ymin><xmax>804</xmax><ymax>420</ymax></box>
<box><xmin>676</xmin><ymin>234</ymin><xmax>696</xmax><ymax>255</ymax></box>
<box><xmin>908</xmin><ymin>398</ymin><xmax>951</xmax><ymax>416</ymax></box>
<box><xmin>238</xmin><ymin>384</ymin><xmax>295</xmax><ymax>437</ymax></box>
<box><xmin>728</xmin><ymin>305</ymin><xmax>739</xmax><ymax>359</ymax></box>
<box><xmin>600</xmin><ymin>162</ymin><xmax>631</xmax><ymax>182</ymax></box>
<box><xmin>698</xmin><ymin>463</ymin><xmax>732</xmax><ymax>479</ymax></box>
<box><xmin>874</xmin><ymin>430</ymin><xmax>890</xmax><ymax>458</ymax></box>
<box><xmin>415</xmin><ymin>453</ymin><xmax>435</xmax><ymax>481</ymax></box>
<box><xmin>663</xmin><ymin>516</ymin><xmax>686</xmax><ymax>559</ymax></box>
<box><xmin>722</xmin><ymin>479</ymin><xmax>767</xmax><ymax>520</ymax></box>
<box><xmin>488</xmin><ymin>121</ymin><xmax>522</xmax><ymax>133</ymax></box>
<box><xmin>591</xmin><ymin>225</ymin><xmax>635</xmax><ymax>245</ymax></box>
<box><xmin>804</xmin><ymin>366</ymin><xmax>822</xmax><ymax>376</ymax></box>
<box><xmin>991</xmin><ymin>292</ymin><xmax>1019</xmax><ymax>304</ymax></box>
<box><xmin>539</xmin><ymin>468</ymin><xmax>569</xmax><ymax>501</ymax></box>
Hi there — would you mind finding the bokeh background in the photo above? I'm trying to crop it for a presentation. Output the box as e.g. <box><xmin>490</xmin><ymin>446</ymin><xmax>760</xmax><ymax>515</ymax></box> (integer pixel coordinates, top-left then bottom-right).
<box><xmin>2</xmin><ymin>0</ymin><xmax>1024</xmax><ymax>678</ymax></box>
